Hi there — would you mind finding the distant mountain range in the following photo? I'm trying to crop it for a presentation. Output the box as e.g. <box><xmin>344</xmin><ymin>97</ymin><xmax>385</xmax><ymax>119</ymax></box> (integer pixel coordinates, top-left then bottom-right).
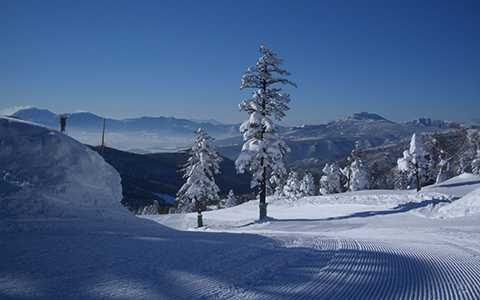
<box><xmin>8</xmin><ymin>107</ymin><xmax>462</xmax><ymax>167</ymax></box>
<box><xmin>9</xmin><ymin>107</ymin><xmax>239</xmax><ymax>152</ymax></box>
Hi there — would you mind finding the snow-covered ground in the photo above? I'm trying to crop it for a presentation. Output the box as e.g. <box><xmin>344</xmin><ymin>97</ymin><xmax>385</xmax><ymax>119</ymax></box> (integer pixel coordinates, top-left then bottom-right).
<box><xmin>146</xmin><ymin>174</ymin><xmax>480</xmax><ymax>299</ymax></box>
<box><xmin>2</xmin><ymin>117</ymin><xmax>480</xmax><ymax>299</ymax></box>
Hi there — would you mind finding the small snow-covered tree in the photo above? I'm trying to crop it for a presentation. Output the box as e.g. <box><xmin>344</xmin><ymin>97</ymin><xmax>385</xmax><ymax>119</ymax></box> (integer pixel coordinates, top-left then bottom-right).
<box><xmin>435</xmin><ymin>151</ymin><xmax>452</xmax><ymax>184</ymax></box>
<box><xmin>397</xmin><ymin>133</ymin><xmax>429</xmax><ymax>191</ymax></box>
<box><xmin>319</xmin><ymin>163</ymin><xmax>343</xmax><ymax>195</ymax></box>
<box><xmin>236</xmin><ymin>45</ymin><xmax>296</xmax><ymax>220</ymax></box>
<box><xmin>453</xmin><ymin>129</ymin><xmax>477</xmax><ymax>175</ymax></box>
<box><xmin>394</xmin><ymin>167</ymin><xmax>409</xmax><ymax>190</ymax></box>
<box><xmin>349</xmin><ymin>158</ymin><xmax>369</xmax><ymax>191</ymax></box>
<box><xmin>341</xmin><ymin>164</ymin><xmax>351</xmax><ymax>191</ymax></box>
<box><xmin>269</xmin><ymin>167</ymin><xmax>287</xmax><ymax>197</ymax></box>
<box><xmin>225</xmin><ymin>189</ymin><xmax>238</xmax><ymax>208</ymax></box>
<box><xmin>283</xmin><ymin>171</ymin><xmax>302</xmax><ymax>201</ymax></box>
<box><xmin>472</xmin><ymin>150</ymin><xmax>480</xmax><ymax>176</ymax></box>
<box><xmin>457</xmin><ymin>156</ymin><xmax>468</xmax><ymax>174</ymax></box>
<box><xmin>176</xmin><ymin>128</ymin><xmax>222</xmax><ymax>227</ymax></box>
<box><xmin>343</xmin><ymin>142</ymin><xmax>369</xmax><ymax>191</ymax></box>
<box><xmin>300</xmin><ymin>171</ymin><xmax>316</xmax><ymax>196</ymax></box>
<box><xmin>140</xmin><ymin>200</ymin><xmax>160</xmax><ymax>215</ymax></box>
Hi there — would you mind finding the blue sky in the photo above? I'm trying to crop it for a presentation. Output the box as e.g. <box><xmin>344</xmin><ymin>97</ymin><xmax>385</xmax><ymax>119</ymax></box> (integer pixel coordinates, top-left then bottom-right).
<box><xmin>1</xmin><ymin>0</ymin><xmax>479</xmax><ymax>125</ymax></box>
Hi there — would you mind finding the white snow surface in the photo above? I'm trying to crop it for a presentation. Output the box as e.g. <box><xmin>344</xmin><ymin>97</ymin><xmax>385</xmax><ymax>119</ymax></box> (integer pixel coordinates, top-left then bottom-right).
<box><xmin>145</xmin><ymin>174</ymin><xmax>480</xmax><ymax>299</ymax></box>
<box><xmin>0</xmin><ymin>117</ymin><xmax>125</xmax><ymax>220</ymax></box>
<box><xmin>2</xmin><ymin>119</ymin><xmax>480</xmax><ymax>300</ymax></box>
<box><xmin>423</xmin><ymin>173</ymin><xmax>480</xmax><ymax>197</ymax></box>
<box><xmin>437</xmin><ymin>187</ymin><xmax>480</xmax><ymax>218</ymax></box>
<box><xmin>434</xmin><ymin>174</ymin><xmax>480</xmax><ymax>218</ymax></box>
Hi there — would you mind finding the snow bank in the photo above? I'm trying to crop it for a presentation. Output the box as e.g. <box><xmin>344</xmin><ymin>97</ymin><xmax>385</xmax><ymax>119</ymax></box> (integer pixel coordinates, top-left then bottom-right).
<box><xmin>0</xmin><ymin>117</ymin><xmax>126</xmax><ymax>219</ymax></box>
<box><xmin>437</xmin><ymin>187</ymin><xmax>480</xmax><ymax>218</ymax></box>
<box><xmin>423</xmin><ymin>173</ymin><xmax>480</xmax><ymax>198</ymax></box>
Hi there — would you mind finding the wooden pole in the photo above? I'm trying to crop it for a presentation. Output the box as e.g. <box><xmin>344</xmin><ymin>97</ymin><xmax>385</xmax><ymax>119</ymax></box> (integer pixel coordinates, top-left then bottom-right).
<box><xmin>100</xmin><ymin>118</ymin><xmax>106</xmax><ymax>155</ymax></box>
<box><xmin>59</xmin><ymin>114</ymin><xmax>68</xmax><ymax>133</ymax></box>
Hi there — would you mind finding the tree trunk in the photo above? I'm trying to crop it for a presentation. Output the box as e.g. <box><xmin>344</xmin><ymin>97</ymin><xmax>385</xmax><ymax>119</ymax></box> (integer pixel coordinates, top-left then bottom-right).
<box><xmin>259</xmin><ymin>163</ymin><xmax>267</xmax><ymax>220</ymax></box>
<box><xmin>347</xmin><ymin>168</ymin><xmax>352</xmax><ymax>192</ymax></box>
<box><xmin>196</xmin><ymin>200</ymin><xmax>203</xmax><ymax>227</ymax></box>
<box><xmin>100</xmin><ymin>118</ymin><xmax>106</xmax><ymax>155</ymax></box>
<box><xmin>258</xmin><ymin>74</ymin><xmax>268</xmax><ymax>221</ymax></box>
<box><xmin>415</xmin><ymin>163</ymin><xmax>421</xmax><ymax>192</ymax></box>
<box><xmin>197</xmin><ymin>209</ymin><xmax>203</xmax><ymax>227</ymax></box>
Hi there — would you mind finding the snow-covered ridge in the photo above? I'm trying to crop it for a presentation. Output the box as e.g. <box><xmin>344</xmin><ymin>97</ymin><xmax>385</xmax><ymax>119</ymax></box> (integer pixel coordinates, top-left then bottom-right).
<box><xmin>0</xmin><ymin>117</ymin><xmax>126</xmax><ymax>220</ymax></box>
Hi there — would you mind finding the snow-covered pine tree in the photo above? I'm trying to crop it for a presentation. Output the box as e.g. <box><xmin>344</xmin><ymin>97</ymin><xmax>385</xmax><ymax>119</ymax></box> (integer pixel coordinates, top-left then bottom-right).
<box><xmin>283</xmin><ymin>171</ymin><xmax>302</xmax><ymax>201</ymax></box>
<box><xmin>343</xmin><ymin>142</ymin><xmax>369</xmax><ymax>191</ymax></box>
<box><xmin>267</xmin><ymin>168</ymin><xmax>288</xmax><ymax>197</ymax></box>
<box><xmin>458</xmin><ymin>156</ymin><xmax>468</xmax><ymax>175</ymax></box>
<box><xmin>341</xmin><ymin>163</ymin><xmax>351</xmax><ymax>191</ymax></box>
<box><xmin>319</xmin><ymin>163</ymin><xmax>343</xmax><ymax>195</ymax></box>
<box><xmin>435</xmin><ymin>150</ymin><xmax>451</xmax><ymax>184</ymax></box>
<box><xmin>269</xmin><ymin>167</ymin><xmax>287</xmax><ymax>198</ymax></box>
<box><xmin>300</xmin><ymin>171</ymin><xmax>316</xmax><ymax>196</ymax></box>
<box><xmin>226</xmin><ymin>189</ymin><xmax>238</xmax><ymax>208</ymax></box>
<box><xmin>176</xmin><ymin>128</ymin><xmax>222</xmax><ymax>227</ymax></box>
<box><xmin>393</xmin><ymin>167</ymin><xmax>410</xmax><ymax>190</ymax></box>
<box><xmin>472</xmin><ymin>150</ymin><xmax>480</xmax><ymax>176</ymax></box>
<box><xmin>349</xmin><ymin>158</ymin><xmax>370</xmax><ymax>191</ymax></box>
<box><xmin>397</xmin><ymin>133</ymin><xmax>429</xmax><ymax>191</ymax></box>
<box><xmin>236</xmin><ymin>45</ymin><xmax>295</xmax><ymax>220</ymax></box>
<box><xmin>140</xmin><ymin>200</ymin><xmax>160</xmax><ymax>215</ymax></box>
<box><xmin>453</xmin><ymin>129</ymin><xmax>476</xmax><ymax>175</ymax></box>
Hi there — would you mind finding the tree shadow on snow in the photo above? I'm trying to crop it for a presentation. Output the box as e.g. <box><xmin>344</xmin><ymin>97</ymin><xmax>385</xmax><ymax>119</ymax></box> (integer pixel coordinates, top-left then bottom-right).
<box><xmin>269</xmin><ymin>197</ymin><xmax>453</xmax><ymax>223</ymax></box>
<box><xmin>434</xmin><ymin>179</ymin><xmax>480</xmax><ymax>188</ymax></box>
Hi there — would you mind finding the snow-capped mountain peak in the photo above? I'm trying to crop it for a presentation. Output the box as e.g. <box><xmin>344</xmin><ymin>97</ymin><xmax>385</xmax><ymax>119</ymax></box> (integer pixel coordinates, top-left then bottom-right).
<box><xmin>346</xmin><ymin>112</ymin><xmax>391</xmax><ymax>122</ymax></box>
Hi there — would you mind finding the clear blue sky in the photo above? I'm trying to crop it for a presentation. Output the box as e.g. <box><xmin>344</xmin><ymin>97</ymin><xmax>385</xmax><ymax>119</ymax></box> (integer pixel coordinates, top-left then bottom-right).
<box><xmin>1</xmin><ymin>0</ymin><xmax>479</xmax><ymax>125</ymax></box>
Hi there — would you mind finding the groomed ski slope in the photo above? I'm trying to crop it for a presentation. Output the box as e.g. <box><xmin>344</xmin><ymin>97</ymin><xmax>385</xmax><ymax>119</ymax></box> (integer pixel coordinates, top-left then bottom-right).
<box><xmin>2</xmin><ymin>116</ymin><xmax>480</xmax><ymax>299</ymax></box>
<box><xmin>3</xmin><ymin>217</ymin><xmax>480</xmax><ymax>300</ymax></box>
<box><xmin>148</xmin><ymin>174</ymin><xmax>480</xmax><ymax>300</ymax></box>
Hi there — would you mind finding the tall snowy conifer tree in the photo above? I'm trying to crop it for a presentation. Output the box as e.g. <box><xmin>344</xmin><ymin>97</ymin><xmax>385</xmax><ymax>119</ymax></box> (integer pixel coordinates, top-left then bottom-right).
<box><xmin>177</xmin><ymin>128</ymin><xmax>222</xmax><ymax>227</ymax></box>
<box><xmin>236</xmin><ymin>45</ymin><xmax>295</xmax><ymax>220</ymax></box>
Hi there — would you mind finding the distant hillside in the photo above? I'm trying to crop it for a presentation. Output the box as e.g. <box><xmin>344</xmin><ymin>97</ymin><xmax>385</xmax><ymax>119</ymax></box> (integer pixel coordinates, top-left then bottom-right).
<box><xmin>90</xmin><ymin>146</ymin><xmax>252</xmax><ymax>213</ymax></box>
<box><xmin>12</xmin><ymin>107</ymin><xmax>239</xmax><ymax>152</ymax></box>
<box><xmin>331</xmin><ymin>128</ymin><xmax>479</xmax><ymax>190</ymax></box>
<box><xmin>217</xmin><ymin>112</ymin><xmax>461</xmax><ymax>169</ymax></box>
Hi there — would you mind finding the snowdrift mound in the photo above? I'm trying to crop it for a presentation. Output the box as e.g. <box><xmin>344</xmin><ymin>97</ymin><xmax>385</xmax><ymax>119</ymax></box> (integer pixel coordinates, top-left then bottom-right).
<box><xmin>437</xmin><ymin>187</ymin><xmax>480</xmax><ymax>218</ymax></box>
<box><xmin>423</xmin><ymin>173</ymin><xmax>480</xmax><ymax>198</ymax></box>
<box><xmin>0</xmin><ymin>117</ymin><xmax>125</xmax><ymax>219</ymax></box>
